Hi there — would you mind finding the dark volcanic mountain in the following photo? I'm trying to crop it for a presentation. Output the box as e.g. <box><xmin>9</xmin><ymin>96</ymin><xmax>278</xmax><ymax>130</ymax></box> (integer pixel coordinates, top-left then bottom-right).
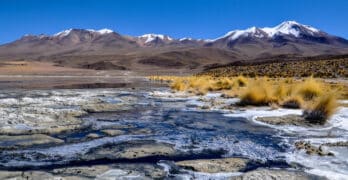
<box><xmin>0</xmin><ymin>21</ymin><xmax>347</xmax><ymax>72</ymax></box>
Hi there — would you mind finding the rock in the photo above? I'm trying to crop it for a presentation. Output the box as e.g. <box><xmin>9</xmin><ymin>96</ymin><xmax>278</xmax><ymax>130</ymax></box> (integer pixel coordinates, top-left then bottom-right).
<box><xmin>101</xmin><ymin>124</ymin><xmax>134</xmax><ymax>128</ymax></box>
<box><xmin>0</xmin><ymin>163</ymin><xmax>165</xmax><ymax>180</ymax></box>
<box><xmin>107</xmin><ymin>163</ymin><xmax>167</xmax><ymax>179</ymax></box>
<box><xmin>96</xmin><ymin>169</ymin><xmax>149</xmax><ymax>180</ymax></box>
<box><xmin>233</xmin><ymin>168</ymin><xmax>327</xmax><ymax>180</ymax></box>
<box><xmin>85</xmin><ymin>140</ymin><xmax>177</xmax><ymax>160</ymax></box>
<box><xmin>140</xmin><ymin>164</ymin><xmax>167</xmax><ymax>179</ymax></box>
<box><xmin>256</xmin><ymin>115</ymin><xmax>314</xmax><ymax>127</ymax></box>
<box><xmin>118</xmin><ymin>143</ymin><xmax>176</xmax><ymax>159</ymax></box>
<box><xmin>0</xmin><ymin>171</ymin><xmax>23</xmax><ymax>180</ymax></box>
<box><xmin>295</xmin><ymin>141</ymin><xmax>334</xmax><ymax>156</ymax></box>
<box><xmin>201</xmin><ymin>105</ymin><xmax>210</xmax><ymax>109</ymax></box>
<box><xmin>52</xmin><ymin>165</ymin><xmax>110</xmax><ymax>179</ymax></box>
<box><xmin>0</xmin><ymin>170</ymin><xmax>61</xmax><ymax>180</ymax></box>
<box><xmin>101</xmin><ymin>129</ymin><xmax>125</xmax><ymax>136</ymax></box>
<box><xmin>0</xmin><ymin>134</ymin><xmax>64</xmax><ymax>150</ymax></box>
<box><xmin>0</xmin><ymin>109</ymin><xmax>86</xmax><ymax>135</ymax></box>
<box><xmin>131</xmin><ymin>128</ymin><xmax>153</xmax><ymax>135</ymax></box>
<box><xmin>175</xmin><ymin>158</ymin><xmax>249</xmax><ymax>173</ymax></box>
<box><xmin>86</xmin><ymin>133</ymin><xmax>100</xmax><ymax>139</ymax></box>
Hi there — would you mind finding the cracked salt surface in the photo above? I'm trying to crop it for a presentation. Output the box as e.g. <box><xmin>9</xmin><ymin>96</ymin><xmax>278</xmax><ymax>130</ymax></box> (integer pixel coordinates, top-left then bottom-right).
<box><xmin>0</xmin><ymin>89</ymin><xmax>140</xmax><ymax>134</ymax></box>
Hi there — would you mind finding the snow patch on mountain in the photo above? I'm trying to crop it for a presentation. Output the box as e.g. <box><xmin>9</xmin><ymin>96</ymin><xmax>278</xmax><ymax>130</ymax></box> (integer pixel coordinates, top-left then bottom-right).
<box><xmin>218</xmin><ymin>21</ymin><xmax>322</xmax><ymax>42</ymax></box>
<box><xmin>179</xmin><ymin>37</ymin><xmax>193</xmax><ymax>41</ymax></box>
<box><xmin>54</xmin><ymin>29</ymin><xmax>73</xmax><ymax>37</ymax></box>
<box><xmin>262</xmin><ymin>21</ymin><xmax>319</xmax><ymax>37</ymax></box>
<box><xmin>223</xmin><ymin>27</ymin><xmax>265</xmax><ymax>40</ymax></box>
<box><xmin>54</xmin><ymin>28</ymin><xmax>113</xmax><ymax>37</ymax></box>
<box><xmin>139</xmin><ymin>34</ymin><xmax>173</xmax><ymax>43</ymax></box>
<box><xmin>88</xmin><ymin>28</ymin><xmax>114</xmax><ymax>34</ymax></box>
<box><xmin>22</xmin><ymin>21</ymin><xmax>327</xmax><ymax>44</ymax></box>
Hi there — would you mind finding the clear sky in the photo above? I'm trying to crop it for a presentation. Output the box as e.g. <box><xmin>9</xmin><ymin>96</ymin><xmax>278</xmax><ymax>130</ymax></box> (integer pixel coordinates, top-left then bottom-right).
<box><xmin>0</xmin><ymin>0</ymin><xmax>347</xmax><ymax>44</ymax></box>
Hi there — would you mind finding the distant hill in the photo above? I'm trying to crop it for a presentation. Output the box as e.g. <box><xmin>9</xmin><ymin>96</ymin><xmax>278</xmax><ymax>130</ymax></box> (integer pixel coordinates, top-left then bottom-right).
<box><xmin>200</xmin><ymin>54</ymin><xmax>348</xmax><ymax>78</ymax></box>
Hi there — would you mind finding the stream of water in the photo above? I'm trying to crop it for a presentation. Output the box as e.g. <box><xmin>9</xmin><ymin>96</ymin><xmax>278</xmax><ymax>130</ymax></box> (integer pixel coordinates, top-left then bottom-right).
<box><xmin>0</xmin><ymin>87</ymin><xmax>347</xmax><ymax>179</ymax></box>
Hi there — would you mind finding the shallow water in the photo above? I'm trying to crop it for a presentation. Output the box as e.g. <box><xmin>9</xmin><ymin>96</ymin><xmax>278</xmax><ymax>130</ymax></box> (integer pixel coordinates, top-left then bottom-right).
<box><xmin>0</xmin><ymin>87</ymin><xmax>347</xmax><ymax>179</ymax></box>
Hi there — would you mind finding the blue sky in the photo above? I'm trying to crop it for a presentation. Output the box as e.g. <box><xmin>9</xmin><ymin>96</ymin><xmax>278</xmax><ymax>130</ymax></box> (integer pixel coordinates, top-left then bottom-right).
<box><xmin>0</xmin><ymin>0</ymin><xmax>347</xmax><ymax>44</ymax></box>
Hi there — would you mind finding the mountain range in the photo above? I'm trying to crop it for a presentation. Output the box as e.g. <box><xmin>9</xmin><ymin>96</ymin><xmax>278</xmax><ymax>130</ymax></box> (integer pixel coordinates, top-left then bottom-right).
<box><xmin>1</xmin><ymin>21</ymin><xmax>347</xmax><ymax>73</ymax></box>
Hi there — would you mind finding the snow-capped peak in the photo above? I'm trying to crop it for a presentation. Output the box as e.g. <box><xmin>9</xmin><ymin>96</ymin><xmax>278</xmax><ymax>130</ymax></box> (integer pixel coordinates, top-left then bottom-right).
<box><xmin>262</xmin><ymin>21</ymin><xmax>320</xmax><ymax>37</ymax></box>
<box><xmin>223</xmin><ymin>26</ymin><xmax>265</xmax><ymax>40</ymax></box>
<box><xmin>87</xmin><ymin>28</ymin><xmax>114</xmax><ymax>34</ymax></box>
<box><xmin>139</xmin><ymin>34</ymin><xmax>173</xmax><ymax>43</ymax></box>
<box><xmin>218</xmin><ymin>21</ymin><xmax>322</xmax><ymax>42</ymax></box>
<box><xmin>54</xmin><ymin>29</ymin><xmax>73</xmax><ymax>37</ymax></box>
<box><xmin>179</xmin><ymin>37</ymin><xmax>193</xmax><ymax>41</ymax></box>
<box><xmin>54</xmin><ymin>28</ymin><xmax>114</xmax><ymax>37</ymax></box>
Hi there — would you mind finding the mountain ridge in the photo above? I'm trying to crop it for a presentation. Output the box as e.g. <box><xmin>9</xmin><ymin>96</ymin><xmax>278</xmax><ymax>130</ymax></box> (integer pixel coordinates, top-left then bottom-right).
<box><xmin>7</xmin><ymin>21</ymin><xmax>346</xmax><ymax>45</ymax></box>
<box><xmin>0</xmin><ymin>21</ymin><xmax>347</xmax><ymax>73</ymax></box>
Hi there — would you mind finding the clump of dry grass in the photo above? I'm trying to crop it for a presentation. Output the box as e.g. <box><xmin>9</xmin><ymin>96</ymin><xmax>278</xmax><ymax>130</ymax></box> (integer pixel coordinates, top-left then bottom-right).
<box><xmin>189</xmin><ymin>77</ymin><xmax>212</xmax><ymax>95</ymax></box>
<box><xmin>303</xmin><ymin>93</ymin><xmax>338</xmax><ymax>124</ymax></box>
<box><xmin>273</xmin><ymin>83</ymin><xmax>288</xmax><ymax>101</ymax></box>
<box><xmin>211</xmin><ymin>78</ymin><xmax>233</xmax><ymax>91</ymax></box>
<box><xmin>238</xmin><ymin>78</ymin><xmax>277</xmax><ymax>106</ymax></box>
<box><xmin>149</xmin><ymin>75</ymin><xmax>342</xmax><ymax>123</ymax></box>
<box><xmin>284</xmin><ymin>77</ymin><xmax>294</xmax><ymax>84</ymax></box>
<box><xmin>297</xmin><ymin>77</ymin><xmax>323</xmax><ymax>101</ymax></box>
<box><xmin>170</xmin><ymin>79</ymin><xmax>187</xmax><ymax>91</ymax></box>
<box><xmin>162</xmin><ymin>76</ymin><xmax>235</xmax><ymax>95</ymax></box>
<box><xmin>234</xmin><ymin>75</ymin><xmax>248</xmax><ymax>87</ymax></box>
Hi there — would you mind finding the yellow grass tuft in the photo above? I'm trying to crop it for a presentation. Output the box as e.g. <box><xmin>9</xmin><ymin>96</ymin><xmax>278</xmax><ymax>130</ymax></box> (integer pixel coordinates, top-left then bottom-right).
<box><xmin>170</xmin><ymin>79</ymin><xmax>187</xmax><ymax>91</ymax></box>
<box><xmin>284</xmin><ymin>77</ymin><xmax>294</xmax><ymax>84</ymax></box>
<box><xmin>297</xmin><ymin>77</ymin><xmax>323</xmax><ymax>101</ymax></box>
<box><xmin>212</xmin><ymin>77</ymin><xmax>234</xmax><ymax>91</ymax></box>
<box><xmin>304</xmin><ymin>93</ymin><xmax>338</xmax><ymax>124</ymax></box>
<box><xmin>273</xmin><ymin>82</ymin><xmax>288</xmax><ymax>101</ymax></box>
<box><xmin>234</xmin><ymin>75</ymin><xmax>248</xmax><ymax>87</ymax></box>
<box><xmin>149</xmin><ymin>75</ymin><xmax>342</xmax><ymax>123</ymax></box>
<box><xmin>238</xmin><ymin>78</ymin><xmax>277</xmax><ymax>106</ymax></box>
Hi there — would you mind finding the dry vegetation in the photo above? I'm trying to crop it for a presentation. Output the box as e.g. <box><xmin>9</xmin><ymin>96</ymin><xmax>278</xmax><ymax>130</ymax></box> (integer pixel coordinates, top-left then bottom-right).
<box><xmin>149</xmin><ymin>75</ymin><xmax>345</xmax><ymax>124</ymax></box>
<box><xmin>304</xmin><ymin>93</ymin><xmax>338</xmax><ymax>124</ymax></box>
<box><xmin>200</xmin><ymin>58</ymin><xmax>348</xmax><ymax>78</ymax></box>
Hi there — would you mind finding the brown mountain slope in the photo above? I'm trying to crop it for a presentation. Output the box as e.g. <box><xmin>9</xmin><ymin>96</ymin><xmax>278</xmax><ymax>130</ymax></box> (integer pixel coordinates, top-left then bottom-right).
<box><xmin>0</xmin><ymin>21</ymin><xmax>348</xmax><ymax>74</ymax></box>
